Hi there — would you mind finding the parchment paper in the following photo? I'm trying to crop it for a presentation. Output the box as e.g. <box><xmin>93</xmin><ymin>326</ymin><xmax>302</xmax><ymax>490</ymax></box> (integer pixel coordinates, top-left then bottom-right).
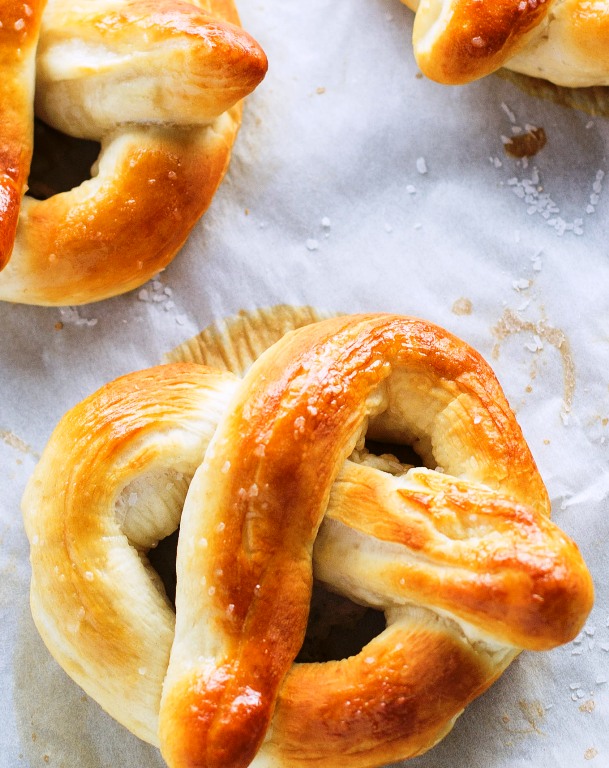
<box><xmin>1</xmin><ymin>1</ymin><xmax>608</xmax><ymax>766</ymax></box>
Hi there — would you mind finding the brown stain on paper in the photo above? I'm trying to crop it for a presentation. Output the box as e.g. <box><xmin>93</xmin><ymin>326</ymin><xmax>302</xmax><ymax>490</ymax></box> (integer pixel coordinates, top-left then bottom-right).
<box><xmin>492</xmin><ymin>309</ymin><xmax>575</xmax><ymax>417</ymax></box>
<box><xmin>501</xmin><ymin>699</ymin><xmax>546</xmax><ymax>736</ymax></box>
<box><xmin>0</xmin><ymin>430</ymin><xmax>39</xmax><ymax>459</ymax></box>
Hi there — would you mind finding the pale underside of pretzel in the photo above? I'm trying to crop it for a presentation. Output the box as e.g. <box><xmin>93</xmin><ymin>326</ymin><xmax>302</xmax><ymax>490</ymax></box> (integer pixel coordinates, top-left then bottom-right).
<box><xmin>0</xmin><ymin>0</ymin><xmax>267</xmax><ymax>305</ymax></box>
<box><xmin>22</xmin><ymin>314</ymin><xmax>593</xmax><ymax>768</ymax></box>
<box><xmin>401</xmin><ymin>0</ymin><xmax>609</xmax><ymax>87</ymax></box>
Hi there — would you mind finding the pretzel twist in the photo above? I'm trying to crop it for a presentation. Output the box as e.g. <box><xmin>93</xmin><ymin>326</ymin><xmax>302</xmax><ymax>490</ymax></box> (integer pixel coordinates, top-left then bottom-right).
<box><xmin>0</xmin><ymin>0</ymin><xmax>266</xmax><ymax>305</ymax></box>
<box><xmin>402</xmin><ymin>0</ymin><xmax>609</xmax><ymax>86</ymax></box>
<box><xmin>23</xmin><ymin>314</ymin><xmax>593</xmax><ymax>768</ymax></box>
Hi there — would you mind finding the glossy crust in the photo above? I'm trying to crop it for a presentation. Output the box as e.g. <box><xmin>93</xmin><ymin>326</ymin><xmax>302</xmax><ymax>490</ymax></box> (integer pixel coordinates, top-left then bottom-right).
<box><xmin>0</xmin><ymin>0</ymin><xmax>46</xmax><ymax>269</ymax></box>
<box><xmin>22</xmin><ymin>314</ymin><xmax>594</xmax><ymax>768</ymax></box>
<box><xmin>0</xmin><ymin>0</ymin><xmax>267</xmax><ymax>305</ymax></box>
<box><xmin>402</xmin><ymin>0</ymin><xmax>609</xmax><ymax>86</ymax></box>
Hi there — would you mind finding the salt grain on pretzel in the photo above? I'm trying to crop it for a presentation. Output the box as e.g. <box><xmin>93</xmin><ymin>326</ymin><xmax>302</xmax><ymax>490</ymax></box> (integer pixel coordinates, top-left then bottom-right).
<box><xmin>0</xmin><ymin>0</ymin><xmax>267</xmax><ymax>305</ymax></box>
<box><xmin>22</xmin><ymin>313</ymin><xmax>593</xmax><ymax>768</ymax></box>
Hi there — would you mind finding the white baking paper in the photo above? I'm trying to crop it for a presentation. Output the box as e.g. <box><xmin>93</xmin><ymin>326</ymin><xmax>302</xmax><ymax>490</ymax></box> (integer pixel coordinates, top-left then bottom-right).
<box><xmin>1</xmin><ymin>0</ymin><xmax>608</xmax><ymax>766</ymax></box>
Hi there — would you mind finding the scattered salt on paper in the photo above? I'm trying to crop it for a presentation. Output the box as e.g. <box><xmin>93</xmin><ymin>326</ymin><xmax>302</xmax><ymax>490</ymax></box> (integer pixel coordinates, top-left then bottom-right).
<box><xmin>58</xmin><ymin>307</ymin><xmax>98</xmax><ymax>328</ymax></box>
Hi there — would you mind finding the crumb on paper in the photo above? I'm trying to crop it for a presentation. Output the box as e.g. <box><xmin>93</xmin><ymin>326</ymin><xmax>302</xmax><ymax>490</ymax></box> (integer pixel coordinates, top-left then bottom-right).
<box><xmin>452</xmin><ymin>297</ymin><xmax>473</xmax><ymax>316</ymax></box>
<box><xmin>316</xmin><ymin>86</ymin><xmax>326</xmax><ymax>94</ymax></box>
<box><xmin>584</xmin><ymin>747</ymin><xmax>598</xmax><ymax>760</ymax></box>
<box><xmin>580</xmin><ymin>700</ymin><xmax>595</xmax><ymax>713</ymax></box>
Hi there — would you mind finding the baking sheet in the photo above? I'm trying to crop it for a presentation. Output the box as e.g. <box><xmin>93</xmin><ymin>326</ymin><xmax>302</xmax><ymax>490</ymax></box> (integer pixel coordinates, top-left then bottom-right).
<box><xmin>1</xmin><ymin>0</ymin><xmax>608</xmax><ymax>766</ymax></box>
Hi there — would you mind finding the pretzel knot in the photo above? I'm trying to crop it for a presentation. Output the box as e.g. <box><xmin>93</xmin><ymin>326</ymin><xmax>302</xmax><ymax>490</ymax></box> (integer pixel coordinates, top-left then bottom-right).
<box><xmin>0</xmin><ymin>0</ymin><xmax>266</xmax><ymax>305</ymax></box>
<box><xmin>23</xmin><ymin>314</ymin><xmax>593</xmax><ymax>768</ymax></box>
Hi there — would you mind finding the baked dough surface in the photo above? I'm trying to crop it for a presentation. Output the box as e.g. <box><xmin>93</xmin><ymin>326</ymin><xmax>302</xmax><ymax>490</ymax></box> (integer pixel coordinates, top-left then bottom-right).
<box><xmin>0</xmin><ymin>0</ymin><xmax>267</xmax><ymax>305</ymax></box>
<box><xmin>23</xmin><ymin>312</ymin><xmax>593</xmax><ymax>767</ymax></box>
<box><xmin>402</xmin><ymin>0</ymin><xmax>609</xmax><ymax>86</ymax></box>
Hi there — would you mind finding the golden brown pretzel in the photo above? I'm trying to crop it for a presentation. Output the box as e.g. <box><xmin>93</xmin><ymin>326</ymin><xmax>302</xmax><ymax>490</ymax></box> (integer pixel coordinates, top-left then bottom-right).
<box><xmin>0</xmin><ymin>0</ymin><xmax>266</xmax><ymax>305</ymax></box>
<box><xmin>22</xmin><ymin>313</ymin><xmax>593</xmax><ymax>767</ymax></box>
<box><xmin>401</xmin><ymin>0</ymin><xmax>609</xmax><ymax>86</ymax></box>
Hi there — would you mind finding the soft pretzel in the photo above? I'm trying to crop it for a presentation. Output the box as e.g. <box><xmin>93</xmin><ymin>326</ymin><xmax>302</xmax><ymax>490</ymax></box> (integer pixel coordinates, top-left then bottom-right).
<box><xmin>402</xmin><ymin>0</ymin><xmax>609</xmax><ymax>86</ymax></box>
<box><xmin>0</xmin><ymin>0</ymin><xmax>266</xmax><ymax>305</ymax></box>
<box><xmin>22</xmin><ymin>313</ymin><xmax>593</xmax><ymax>768</ymax></box>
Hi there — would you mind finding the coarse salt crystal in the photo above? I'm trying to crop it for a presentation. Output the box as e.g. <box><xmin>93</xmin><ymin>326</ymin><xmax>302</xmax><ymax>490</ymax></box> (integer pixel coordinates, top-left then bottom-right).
<box><xmin>306</xmin><ymin>238</ymin><xmax>319</xmax><ymax>251</ymax></box>
<box><xmin>501</xmin><ymin>102</ymin><xmax>516</xmax><ymax>123</ymax></box>
<box><xmin>416</xmin><ymin>157</ymin><xmax>427</xmax><ymax>174</ymax></box>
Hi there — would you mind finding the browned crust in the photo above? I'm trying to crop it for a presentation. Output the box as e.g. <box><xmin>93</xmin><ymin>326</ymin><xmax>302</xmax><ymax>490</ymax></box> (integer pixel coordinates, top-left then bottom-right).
<box><xmin>0</xmin><ymin>0</ymin><xmax>267</xmax><ymax>304</ymax></box>
<box><xmin>270</xmin><ymin>619</ymin><xmax>500</xmax><ymax>767</ymax></box>
<box><xmin>411</xmin><ymin>0</ymin><xmax>553</xmax><ymax>84</ymax></box>
<box><xmin>11</xmin><ymin>114</ymin><xmax>241</xmax><ymax>304</ymax></box>
<box><xmin>158</xmin><ymin>314</ymin><xmax>570</xmax><ymax>768</ymax></box>
<box><xmin>24</xmin><ymin>314</ymin><xmax>594</xmax><ymax>767</ymax></box>
<box><xmin>326</xmin><ymin>463</ymin><xmax>593</xmax><ymax>649</ymax></box>
<box><xmin>0</xmin><ymin>0</ymin><xmax>46</xmax><ymax>268</ymax></box>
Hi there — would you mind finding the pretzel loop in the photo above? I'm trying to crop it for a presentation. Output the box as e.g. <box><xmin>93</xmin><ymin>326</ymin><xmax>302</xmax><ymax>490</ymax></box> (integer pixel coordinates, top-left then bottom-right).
<box><xmin>0</xmin><ymin>0</ymin><xmax>266</xmax><ymax>304</ymax></box>
<box><xmin>22</xmin><ymin>314</ymin><xmax>593</xmax><ymax>768</ymax></box>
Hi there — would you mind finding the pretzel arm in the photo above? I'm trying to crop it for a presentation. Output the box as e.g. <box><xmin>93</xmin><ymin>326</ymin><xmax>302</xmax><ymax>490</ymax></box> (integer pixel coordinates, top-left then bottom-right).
<box><xmin>35</xmin><ymin>0</ymin><xmax>268</xmax><ymax>139</ymax></box>
<box><xmin>0</xmin><ymin>121</ymin><xmax>239</xmax><ymax>305</ymax></box>
<box><xmin>0</xmin><ymin>0</ymin><xmax>46</xmax><ymax>269</ymax></box>
<box><xmin>316</xmin><ymin>463</ymin><xmax>593</xmax><ymax>649</ymax></box>
<box><xmin>261</xmin><ymin>609</ymin><xmax>508</xmax><ymax>768</ymax></box>
<box><xmin>410</xmin><ymin>0</ymin><xmax>553</xmax><ymax>84</ymax></box>
<box><xmin>22</xmin><ymin>363</ymin><xmax>238</xmax><ymax>743</ymax></box>
<box><xmin>158</xmin><ymin>315</ymin><xmax>401</xmax><ymax>768</ymax></box>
